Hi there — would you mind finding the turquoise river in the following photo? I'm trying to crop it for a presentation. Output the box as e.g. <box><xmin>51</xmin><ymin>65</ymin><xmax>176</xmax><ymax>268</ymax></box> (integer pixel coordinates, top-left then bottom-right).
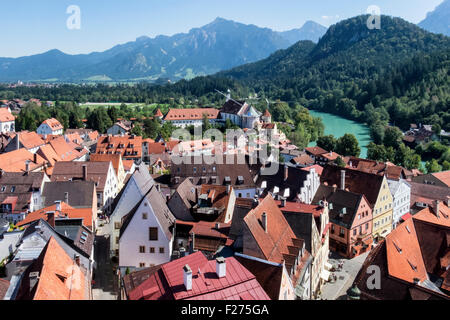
<box><xmin>307</xmin><ymin>110</ymin><xmax>372</xmax><ymax>158</ymax></box>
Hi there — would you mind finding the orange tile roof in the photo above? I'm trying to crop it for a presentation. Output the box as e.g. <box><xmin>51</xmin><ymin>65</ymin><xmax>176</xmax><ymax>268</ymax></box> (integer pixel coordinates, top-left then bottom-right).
<box><xmin>37</xmin><ymin>144</ymin><xmax>61</xmax><ymax>167</ymax></box>
<box><xmin>90</xmin><ymin>153</ymin><xmax>122</xmax><ymax>176</ymax></box>
<box><xmin>263</xmin><ymin>109</ymin><xmax>271</xmax><ymax>117</ymax></box>
<box><xmin>64</xmin><ymin>132</ymin><xmax>83</xmax><ymax>144</ymax></box>
<box><xmin>292</xmin><ymin>154</ymin><xmax>314</xmax><ymax>165</ymax></box>
<box><xmin>17</xmin><ymin>202</ymin><xmax>94</xmax><ymax>230</ymax></box>
<box><xmin>48</xmin><ymin>136</ymin><xmax>84</xmax><ymax>161</ymax></box>
<box><xmin>95</xmin><ymin>135</ymin><xmax>142</xmax><ymax>159</ymax></box>
<box><xmin>413</xmin><ymin>205</ymin><xmax>450</xmax><ymax>227</ymax></box>
<box><xmin>0</xmin><ymin>108</ymin><xmax>15</xmax><ymax>122</ymax></box>
<box><xmin>0</xmin><ymin>148</ymin><xmax>47</xmax><ymax>172</ymax></box>
<box><xmin>122</xmin><ymin>160</ymin><xmax>135</xmax><ymax>171</ymax></box>
<box><xmin>154</xmin><ymin>108</ymin><xmax>164</xmax><ymax>117</ymax></box>
<box><xmin>41</xmin><ymin>118</ymin><xmax>63</xmax><ymax>131</ymax></box>
<box><xmin>243</xmin><ymin>195</ymin><xmax>301</xmax><ymax>264</ymax></box>
<box><xmin>32</xmin><ymin>237</ymin><xmax>87</xmax><ymax>300</ymax></box>
<box><xmin>385</xmin><ymin>218</ymin><xmax>428</xmax><ymax>284</ymax></box>
<box><xmin>431</xmin><ymin>171</ymin><xmax>450</xmax><ymax>188</ymax></box>
<box><xmin>16</xmin><ymin>131</ymin><xmax>45</xmax><ymax>150</ymax></box>
<box><xmin>163</xmin><ymin>108</ymin><xmax>219</xmax><ymax>121</ymax></box>
<box><xmin>321</xmin><ymin>151</ymin><xmax>341</xmax><ymax>161</ymax></box>
<box><xmin>305</xmin><ymin>146</ymin><xmax>328</xmax><ymax>156</ymax></box>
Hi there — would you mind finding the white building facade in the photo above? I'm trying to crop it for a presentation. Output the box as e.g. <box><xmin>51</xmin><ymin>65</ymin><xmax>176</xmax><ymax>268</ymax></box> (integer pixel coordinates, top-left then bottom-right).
<box><xmin>119</xmin><ymin>186</ymin><xmax>175</xmax><ymax>269</ymax></box>
<box><xmin>388</xmin><ymin>178</ymin><xmax>411</xmax><ymax>228</ymax></box>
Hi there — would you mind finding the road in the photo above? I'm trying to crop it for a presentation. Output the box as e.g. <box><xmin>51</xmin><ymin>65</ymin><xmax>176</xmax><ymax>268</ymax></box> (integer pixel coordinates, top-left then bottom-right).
<box><xmin>319</xmin><ymin>251</ymin><xmax>369</xmax><ymax>300</ymax></box>
<box><xmin>92</xmin><ymin>223</ymin><xmax>118</xmax><ymax>300</ymax></box>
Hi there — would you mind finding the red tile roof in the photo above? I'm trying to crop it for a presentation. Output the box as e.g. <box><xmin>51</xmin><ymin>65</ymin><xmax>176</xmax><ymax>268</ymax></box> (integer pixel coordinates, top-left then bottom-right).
<box><xmin>305</xmin><ymin>146</ymin><xmax>328</xmax><ymax>156</ymax></box>
<box><xmin>301</xmin><ymin>164</ymin><xmax>323</xmax><ymax>175</ymax></box>
<box><xmin>95</xmin><ymin>135</ymin><xmax>142</xmax><ymax>159</ymax></box>
<box><xmin>291</xmin><ymin>154</ymin><xmax>314</xmax><ymax>166</ymax></box>
<box><xmin>155</xmin><ymin>109</ymin><xmax>164</xmax><ymax>117</ymax></box>
<box><xmin>386</xmin><ymin>218</ymin><xmax>428</xmax><ymax>284</ymax></box>
<box><xmin>0</xmin><ymin>278</ymin><xmax>9</xmax><ymax>300</ymax></box>
<box><xmin>48</xmin><ymin>136</ymin><xmax>84</xmax><ymax>161</ymax></box>
<box><xmin>164</xmin><ymin>108</ymin><xmax>219</xmax><ymax>121</ymax></box>
<box><xmin>17</xmin><ymin>202</ymin><xmax>94</xmax><ymax>230</ymax></box>
<box><xmin>128</xmin><ymin>251</ymin><xmax>270</xmax><ymax>300</ymax></box>
<box><xmin>16</xmin><ymin>131</ymin><xmax>45</xmax><ymax>150</ymax></box>
<box><xmin>431</xmin><ymin>171</ymin><xmax>450</xmax><ymax>188</ymax></box>
<box><xmin>413</xmin><ymin>205</ymin><xmax>450</xmax><ymax>227</ymax></box>
<box><xmin>243</xmin><ymin>195</ymin><xmax>302</xmax><ymax>264</ymax></box>
<box><xmin>0</xmin><ymin>148</ymin><xmax>47</xmax><ymax>172</ymax></box>
<box><xmin>30</xmin><ymin>237</ymin><xmax>87</xmax><ymax>300</ymax></box>
<box><xmin>41</xmin><ymin>118</ymin><xmax>63</xmax><ymax>131</ymax></box>
<box><xmin>0</xmin><ymin>108</ymin><xmax>15</xmax><ymax>122</ymax></box>
<box><xmin>90</xmin><ymin>153</ymin><xmax>122</xmax><ymax>176</ymax></box>
<box><xmin>275</xmin><ymin>200</ymin><xmax>324</xmax><ymax>218</ymax></box>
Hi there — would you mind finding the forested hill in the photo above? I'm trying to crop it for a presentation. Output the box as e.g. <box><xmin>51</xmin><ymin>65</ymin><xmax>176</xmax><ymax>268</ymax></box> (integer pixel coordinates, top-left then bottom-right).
<box><xmin>217</xmin><ymin>15</ymin><xmax>450</xmax><ymax>133</ymax></box>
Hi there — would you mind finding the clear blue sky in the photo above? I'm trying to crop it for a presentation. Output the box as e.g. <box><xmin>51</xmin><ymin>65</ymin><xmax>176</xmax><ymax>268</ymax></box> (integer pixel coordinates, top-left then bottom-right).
<box><xmin>0</xmin><ymin>0</ymin><xmax>443</xmax><ymax>57</ymax></box>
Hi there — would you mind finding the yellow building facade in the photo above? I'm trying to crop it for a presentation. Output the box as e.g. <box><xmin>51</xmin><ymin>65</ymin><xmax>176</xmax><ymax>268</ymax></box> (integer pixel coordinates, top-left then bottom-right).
<box><xmin>371</xmin><ymin>176</ymin><xmax>394</xmax><ymax>240</ymax></box>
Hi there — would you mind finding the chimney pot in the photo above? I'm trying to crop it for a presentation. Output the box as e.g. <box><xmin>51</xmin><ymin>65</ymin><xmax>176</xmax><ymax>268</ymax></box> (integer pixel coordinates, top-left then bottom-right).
<box><xmin>64</xmin><ymin>192</ymin><xmax>69</xmax><ymax>205</ymax></box>
<box><xmin>183</xmin><ymin>264</ymin><xmax>193</xmax><ymax>291</ymax></box>
<box><xmin>281</xmin><ymin>198</ymin><xmax>286</xmax><ymax>208</ymax></box>
<box><xmin>284</xmin><ymin>165</ymin><xmax>289</xmax><ymax>181</ymax></box>
<box><xmin>25</xmin><ymin>160</ymin><xmax>30</xmax><ymax>173</ymax></box>
<box><xmin>216</xmin><ymin>257</ymin><xmax>226</xmax><ymax>278</ymax></box>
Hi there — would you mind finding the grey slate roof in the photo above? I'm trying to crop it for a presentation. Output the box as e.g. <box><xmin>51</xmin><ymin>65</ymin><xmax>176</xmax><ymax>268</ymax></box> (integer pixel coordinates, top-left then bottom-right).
<box><xmin>42</xmin><ymin>180</ymin><xmax>95</xmax><ymax>208</ymax></box>
<box><xmin>13</xmin><ymin>219</ymin><xmax>93</xmax><ymax>275</ymax></box>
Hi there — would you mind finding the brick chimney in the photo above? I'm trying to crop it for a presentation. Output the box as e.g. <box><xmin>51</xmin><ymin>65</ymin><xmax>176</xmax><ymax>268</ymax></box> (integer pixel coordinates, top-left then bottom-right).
<box><xmin>433</xmin><ymin>200</ymin><xmax>440</xmax><ymax>218</ymax></box>
<box><xmin>47</xmin><ymin>211</ymin><xmax>55</xmax><ymax>227</ymax></box>
<box><xmin>340</xmin><ymin>170</ymin><xmax>346</xmax><ymax>190</ymax></box>
<box><xmin>82</xmin><ymin>165</ymin><xmax>88</xmax><ymax>181</ymax></box>
<box><xmin>74</xmin><ymin>254</ymin><xmax>80</xmax><ymax>266</ymax></box>
<box><xmin>261</xmin><ymin>212</ymin><xmax>268</xmax><ymax>233</ymax></box>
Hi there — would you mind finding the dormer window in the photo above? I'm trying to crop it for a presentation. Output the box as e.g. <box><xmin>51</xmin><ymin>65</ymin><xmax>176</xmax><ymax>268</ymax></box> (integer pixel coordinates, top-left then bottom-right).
<box><xmin>10</xmin><ymin>186</ymin><xmax>15</xmax><ymax>192</ymax></box>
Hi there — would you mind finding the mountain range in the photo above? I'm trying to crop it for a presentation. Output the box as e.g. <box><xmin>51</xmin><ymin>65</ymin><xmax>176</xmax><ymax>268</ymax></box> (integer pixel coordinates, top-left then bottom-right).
<box><xmin>419</xmin><ymin>0</ymin><xmax>450</xmax><ymax>36</ymax></box>
<box><xmin>0</xmin><ymin>18</ymin><xmax>327</xmax><ymax>83</ymax></box>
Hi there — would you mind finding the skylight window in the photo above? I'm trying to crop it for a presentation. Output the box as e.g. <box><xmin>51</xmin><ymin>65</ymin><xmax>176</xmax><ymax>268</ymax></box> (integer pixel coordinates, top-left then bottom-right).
<box><xmin>392</xmin><ymin>241</ymin><xmax>402</xmax><ymax>253</ymax></box>
<box><xmin>407</xmin><ymin>259</ymin><xmax>417</xmax><ymax>271</ymax></box>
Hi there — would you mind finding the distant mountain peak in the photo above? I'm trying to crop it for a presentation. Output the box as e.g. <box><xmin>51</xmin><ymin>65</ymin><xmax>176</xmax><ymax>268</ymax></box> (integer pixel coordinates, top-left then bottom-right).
<box><xmin>278</xmin><ymin>20</ymin><xmax>327</xmax><ymax>44</ymax></box>
<box><xmin>419</xmin><ymin>0</ymin><xmax>450</xmax><ymax>36</ymax></box>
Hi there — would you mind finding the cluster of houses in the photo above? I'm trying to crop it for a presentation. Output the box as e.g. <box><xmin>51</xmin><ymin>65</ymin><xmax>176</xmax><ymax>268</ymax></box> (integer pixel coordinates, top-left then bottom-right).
<box><xmin>0</xmin><ymin>98</ymin><xmax>449</xmax><ymax>301</ymax></box>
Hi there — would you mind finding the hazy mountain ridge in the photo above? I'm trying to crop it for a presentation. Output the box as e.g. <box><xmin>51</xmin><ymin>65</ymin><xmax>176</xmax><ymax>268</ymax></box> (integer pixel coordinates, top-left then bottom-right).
<box><xmin>419</xmin><ymin>0</ymin><xmax>450</xmax><ymax>36</ymax></box>
<box><xmin>0</xmin><ymin>18</ymin><xmax>326</xmax><ymax>82</ymax></box>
